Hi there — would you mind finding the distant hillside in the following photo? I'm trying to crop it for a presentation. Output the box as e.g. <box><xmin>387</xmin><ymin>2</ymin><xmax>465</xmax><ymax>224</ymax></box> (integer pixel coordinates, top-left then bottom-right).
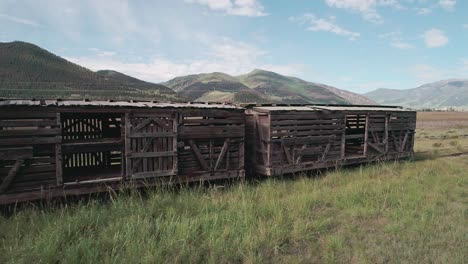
<box><xmin>365</xmin><ymin>79</ymin><xmax>468</xmax><ymax>109</ymax></box>
<box><xmin>0</xmin><ymin>41</ymin><xmax>179</xmax><ymax>101</ymax></box>
<box><xmin>164</xmin><ymin>69</ymin><xmax>375</xmax><ymax>104</ymax></box>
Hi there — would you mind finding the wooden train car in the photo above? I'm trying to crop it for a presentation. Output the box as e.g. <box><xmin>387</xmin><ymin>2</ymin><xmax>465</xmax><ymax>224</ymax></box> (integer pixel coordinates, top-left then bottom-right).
<box><xmin>245</xmin><ymin>105</ymin><xmax>416</xmax><ymax>176</ymax></box>
<box><xmin>0</xmin><ymin>99</ymin><xmax>245</xmax><ymax>204</ymax></box>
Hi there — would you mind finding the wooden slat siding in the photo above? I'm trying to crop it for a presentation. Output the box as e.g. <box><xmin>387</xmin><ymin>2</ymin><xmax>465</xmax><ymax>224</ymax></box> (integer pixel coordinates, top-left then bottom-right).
<box><xmin>0</xmin><ymin>137</ymin><xmax>61</xmax><ymax>146</ymax></box>
<box><xmin>271</xmin><ymin>113</ymin><xmax>343</xmax><ymax>120</ymax></box>
<box><xmin>0</xmin><ymin>111</ymin><xmax>56</xmax><ymax>119</ymax></box>
<box><xmin>0</xmin><ymin>119</ymin><xmax>58</xmax><ymax>128</ymax></box>
<box><xmin>0</xmin><ymin>147</ymin><xmax>33</xmax><ymax>160</ymax></box>
<box><xmin>0</xmin><ymin>159</ymin><xmax>24</xmax><ymax>193</ymax></box>
<box><xmin>129</xmin><ymin>151</ymin><xmax>177</xmax><ymax>158</ymax></box>
<box><xmin>178</xmin><ymin>125</ymin><xmax>244</xmax><ymax>139</ymax></box>
<box><xmin>129</xmin><ymin>132</ymin><xmax>176</xmax><ymax>138</ymax></box>
<box><xmin>271</xmin><ymin>119</ymin><xmax>344</xmax><ymax>126</ymax></box>
<box><xmin>275</xmin><ymin>135</ymin><xmax>336</xmax><ymax>145</ymax></box>
<box><xmin>271</xmin><ymin>124</ymin><xmax>345</xmax><ymax>131</ymax></box>
<box><xmin>272</xmin><ymin>129</ymin><xmax>344</xmax><ymax>138</ymax></box>
<box><xmin>55</xmin><ymin>112</ymin><xmax>63</xmax><ymax>186</ymax></box>
<box><xmin>400</xmin><ymin>131</ymin><xmax>409</xmax><ymax>152</ymax></box>
<box><xmin>131</xmin><ymin>170</ymin><xmax>176</xmax><ymax>179</ymax></box>
<box><xmin>188</xmin><ymin>140</ymin><xmax>209</xmax><ymax>171</ymax></box>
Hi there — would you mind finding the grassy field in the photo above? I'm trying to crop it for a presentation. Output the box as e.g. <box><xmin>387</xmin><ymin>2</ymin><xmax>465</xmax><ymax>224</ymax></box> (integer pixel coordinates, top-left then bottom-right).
<box><xmin>1</xmin><ymin>112</ymin><xmax>467</xmax><ymax>263</ymax></box>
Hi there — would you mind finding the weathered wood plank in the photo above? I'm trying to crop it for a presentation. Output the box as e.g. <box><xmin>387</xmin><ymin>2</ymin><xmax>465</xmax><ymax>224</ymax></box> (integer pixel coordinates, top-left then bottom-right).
<box><xmin>0</xmin><ymin>147</ymin><xmax>33</xmax><ymax>160</ymax></box>
<box><xmin>0</xmin><ymin>128</ymin><xmax>60</xmax><ymax>137</ymax></box>
<box><xmin>0</xmin><ymin>137</ymin><xmax>60</xmax><ymax>146</ymax></box>
<box><xmin>129</xmin><ymin>151</ymin><xmax>176</xmax><ymax>158</ymax></box>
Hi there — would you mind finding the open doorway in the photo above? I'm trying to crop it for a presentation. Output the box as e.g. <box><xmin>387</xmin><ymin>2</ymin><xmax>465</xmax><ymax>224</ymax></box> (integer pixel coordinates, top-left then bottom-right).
<box><xmin>344</xmin><ymin>114</ymin><xmax>367</xmax><ymax>158</ymax></box>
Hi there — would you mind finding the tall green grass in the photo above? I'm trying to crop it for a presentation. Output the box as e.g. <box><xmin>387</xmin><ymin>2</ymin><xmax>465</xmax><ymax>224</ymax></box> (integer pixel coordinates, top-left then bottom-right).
<box><xmin>1</xmin><ymin>157</ymin><xmax>467</xmax><ymax>263</ymax></box>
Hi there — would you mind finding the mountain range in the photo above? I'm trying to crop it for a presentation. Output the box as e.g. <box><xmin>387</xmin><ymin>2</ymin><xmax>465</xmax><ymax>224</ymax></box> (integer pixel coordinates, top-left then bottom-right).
<box><xmin>2</xmin><ymin>41</ymin><xmax>466</xmax><ymax>109</ymax></box>
<box><xmin>163</xmin><ymin>70</ymin><xmax>375</xmax><ymax>105</ymax></box>
<box><xmin>0</xmin><ymin>41</ymin><xmax>373</xmax><ymax>105</ymax></box>
<box><xmin>365</xmin><ymin>79</ymin><xmax>468</xmax><ymax>110</ymax></box>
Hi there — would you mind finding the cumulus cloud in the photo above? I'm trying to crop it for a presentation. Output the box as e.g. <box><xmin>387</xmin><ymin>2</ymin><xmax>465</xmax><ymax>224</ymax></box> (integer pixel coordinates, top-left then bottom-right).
<box><xmin>423</xmin><ymin>28</ymin><xmax>448</xmax><ymax>48</ymax></box>
<box><xmin>186</xmin><ymin>0</ymin><xmax>267</xmax><ymax>17</ymax></box>
<box><xmin>324</xmin><ymin>0</ymin><xmax>405</xmax><ymax>24</ymax></box>
<box><xmin>439</xmin><ymin>0</ymin><xmax>456</xmax><ymax>11</ymax></box>
<box><xmin>66</xmin><ymin>40</ymin><xmax>304</xmax><ymax>82</ymax></box>
<box><xmin>290</xmin><ymin>14</ymin><xmax>360</xmax><ymax>40</ymax></box>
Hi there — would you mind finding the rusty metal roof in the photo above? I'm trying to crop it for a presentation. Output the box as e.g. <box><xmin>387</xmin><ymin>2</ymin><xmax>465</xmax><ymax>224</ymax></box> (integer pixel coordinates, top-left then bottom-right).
<box><xmin>0</xmin><ymin>99</ymin><xmax>243</xmax><ymax>110</ymax></box>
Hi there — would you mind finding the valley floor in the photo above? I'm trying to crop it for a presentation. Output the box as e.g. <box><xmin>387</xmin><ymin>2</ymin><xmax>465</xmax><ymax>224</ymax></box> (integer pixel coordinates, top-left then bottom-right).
<box><xmin>1</xmin><ymin>112</ymin><xmax>467</xmax><ymax>263</ymax></box>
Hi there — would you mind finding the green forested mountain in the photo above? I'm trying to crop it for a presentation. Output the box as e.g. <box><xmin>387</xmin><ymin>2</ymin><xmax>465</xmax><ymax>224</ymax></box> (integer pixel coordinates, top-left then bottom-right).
<box><xmin>0</xmin><ymin>41</ymin><xmax>179</xmax><ymax>101</ymax></box>
<box><xmin>163</xmin><ymin>69</ymin><xmax>375</xmax><ymax>104</ymax></box>
<box><xmin>365</xmin><ymin>79</ymin><xmax>468</xmax><ymax>110</ymax></box>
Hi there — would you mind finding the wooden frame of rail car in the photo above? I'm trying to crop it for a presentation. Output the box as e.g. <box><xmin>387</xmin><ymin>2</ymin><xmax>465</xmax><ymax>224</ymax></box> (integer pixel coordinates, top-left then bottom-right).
<box><xmin>245</xmin><ymin>105</ymin><xmax>416</xmax><ymax>176</ymax></box>
<box><xmin>0</xmin><ymin>100</ymin><xmax>245</xmax><ymax>204</ymax></box>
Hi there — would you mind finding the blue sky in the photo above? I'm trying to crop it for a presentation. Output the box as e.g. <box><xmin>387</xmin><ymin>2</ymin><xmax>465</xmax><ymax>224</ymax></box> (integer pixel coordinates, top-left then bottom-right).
<box><xmin>0</xmin><ymin>0</ymin><xmax>467</xmax><ymax>93</ymax></box>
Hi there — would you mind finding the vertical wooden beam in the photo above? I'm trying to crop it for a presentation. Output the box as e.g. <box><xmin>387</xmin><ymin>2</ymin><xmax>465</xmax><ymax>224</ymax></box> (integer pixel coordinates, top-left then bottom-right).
<box><xmin>209</xmin><ymin>139</ymin><xmax>213</xmax><ymax>171</ymax></box>
<box><xmin>384</xmin><ymin>114</ymin><xmax>389</xmax><ymax>154</ymax></box>
<box><xmin>363</xmin><ymin>114</ymin><xmax>369</xmax><ymax>157</ymax></box>
<box><xmin>55</xmin><ymin>113</ymin><xmax>63</xmax><ymax>186</ymax></box>
<box><xmin>239</xmin><ymin>141</ymin><xmax>244</xmax><ymax>170</ymax></box>
<box><xmin>125</xmin><ymin>113</ymin><xmax>132</xmax><ymax>178</ymax></box>
<box><xmin>172</xmin><ymin>113</ymin><xmax>178</xmax><ymax>175</ymax></box>
<box><xmin>341</xmin><ymin>115</ymin><xmax>347</xmax><ymax>159</ymax></box>
<box><xmin>266</xmin><ymin>114</ymin><xmax>272</xmax><ymax>167</ymax></box>
<box><xmin>120</xmin><ymin>114</ymin><xmax>125</xmax><ymax>178</ymax></box>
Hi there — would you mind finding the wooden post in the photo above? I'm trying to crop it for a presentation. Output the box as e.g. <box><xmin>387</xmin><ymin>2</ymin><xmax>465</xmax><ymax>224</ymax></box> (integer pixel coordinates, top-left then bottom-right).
<box><xmin>121</xmin><ymin>114</ymin><xmax>125</xmax><ymax>178</ymax></box>
<box><xmin>384</xmin><ymin>114</ymin><xmax>389</xmax><ymax>154</ymax></box>
<box><xmin>55</xmin><ymin>113</ymin><xmax>63</xmax><ymax>186</ymax></box>
<box><xmin>266</xmin><ymin>114</ymin><xmax>272</xmax><ymax>167</ymax></box>
<box><xmin>124</xmin><ymin>113</ymin><xmax>132</xmax><ymax>178</ymax></box>
<box><xmin>341</xmin><ymin>115</ymin><xmax>347</xmax><ymax>159</ymax></box>
<box><xmin>172</xmin><ymin>113</ymin><xmax>178</xmax><ymax>175</ymax></box>
<box><xmin>363</xmin><ymin>114</ymin><xmax>369</xmax><ymax>157</ymax></box>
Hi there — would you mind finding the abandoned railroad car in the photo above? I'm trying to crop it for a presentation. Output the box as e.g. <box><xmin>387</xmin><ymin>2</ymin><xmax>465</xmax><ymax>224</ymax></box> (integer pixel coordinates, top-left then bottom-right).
<box><xmin>0</xmin><ymin>99</ymin><xmax>245</xmax><ymax>204</ymax></box>
<box><xmin>245</xmin><ymin>105</ymin><xmax>416</xmax><ymax>176</ymax></box>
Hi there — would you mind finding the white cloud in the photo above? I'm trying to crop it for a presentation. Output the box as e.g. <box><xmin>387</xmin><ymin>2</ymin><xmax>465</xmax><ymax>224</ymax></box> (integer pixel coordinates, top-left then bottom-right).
<box><xmin>290</xmin><ymin>14</ymin><xmax>360</xmax><ymax>40</ymax></box>
<box><xmin>186</xmin><ymin>0</ymin><xmax>267</xmax><ymax>17</ymax></box>
<box><xmin>0</xmin><ymin>13</ymin><xmax>40</xmax><ymax>27</ymax></box>
<box><xmin>439</xmin><ymin>0</ymin><xmax>456</xmax><ymax>11</ymax></box>
<box><xmin>379</xmin><ymin>31</ymin><xmax>413</xmax><ymax>49</ymax></box>
<box><xmin>66</xmin><ymin>40</ymin><xmax>304</xmax><ymax>82</ymax></box>
<box><xmin>324</xmin><ymin>0</ymin><xmax>405</xmax><ymax>24</ymax></box>
<box><xmin>423</xmin><ymin>28</ymin><xmax>448</xmax><ymax>48</ymax></box>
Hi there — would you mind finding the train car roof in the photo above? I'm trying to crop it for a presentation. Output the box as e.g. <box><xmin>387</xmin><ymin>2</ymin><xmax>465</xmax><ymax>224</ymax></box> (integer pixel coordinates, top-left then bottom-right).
<box><xmin>0</xmin><ymin>99</ymin><xmax>243</xmax><ymax>110</ymax></box>
<box><xmin>250</xmin><ymin>105</ymin><xmax>412</xmax><ymax>113</ymax></box>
